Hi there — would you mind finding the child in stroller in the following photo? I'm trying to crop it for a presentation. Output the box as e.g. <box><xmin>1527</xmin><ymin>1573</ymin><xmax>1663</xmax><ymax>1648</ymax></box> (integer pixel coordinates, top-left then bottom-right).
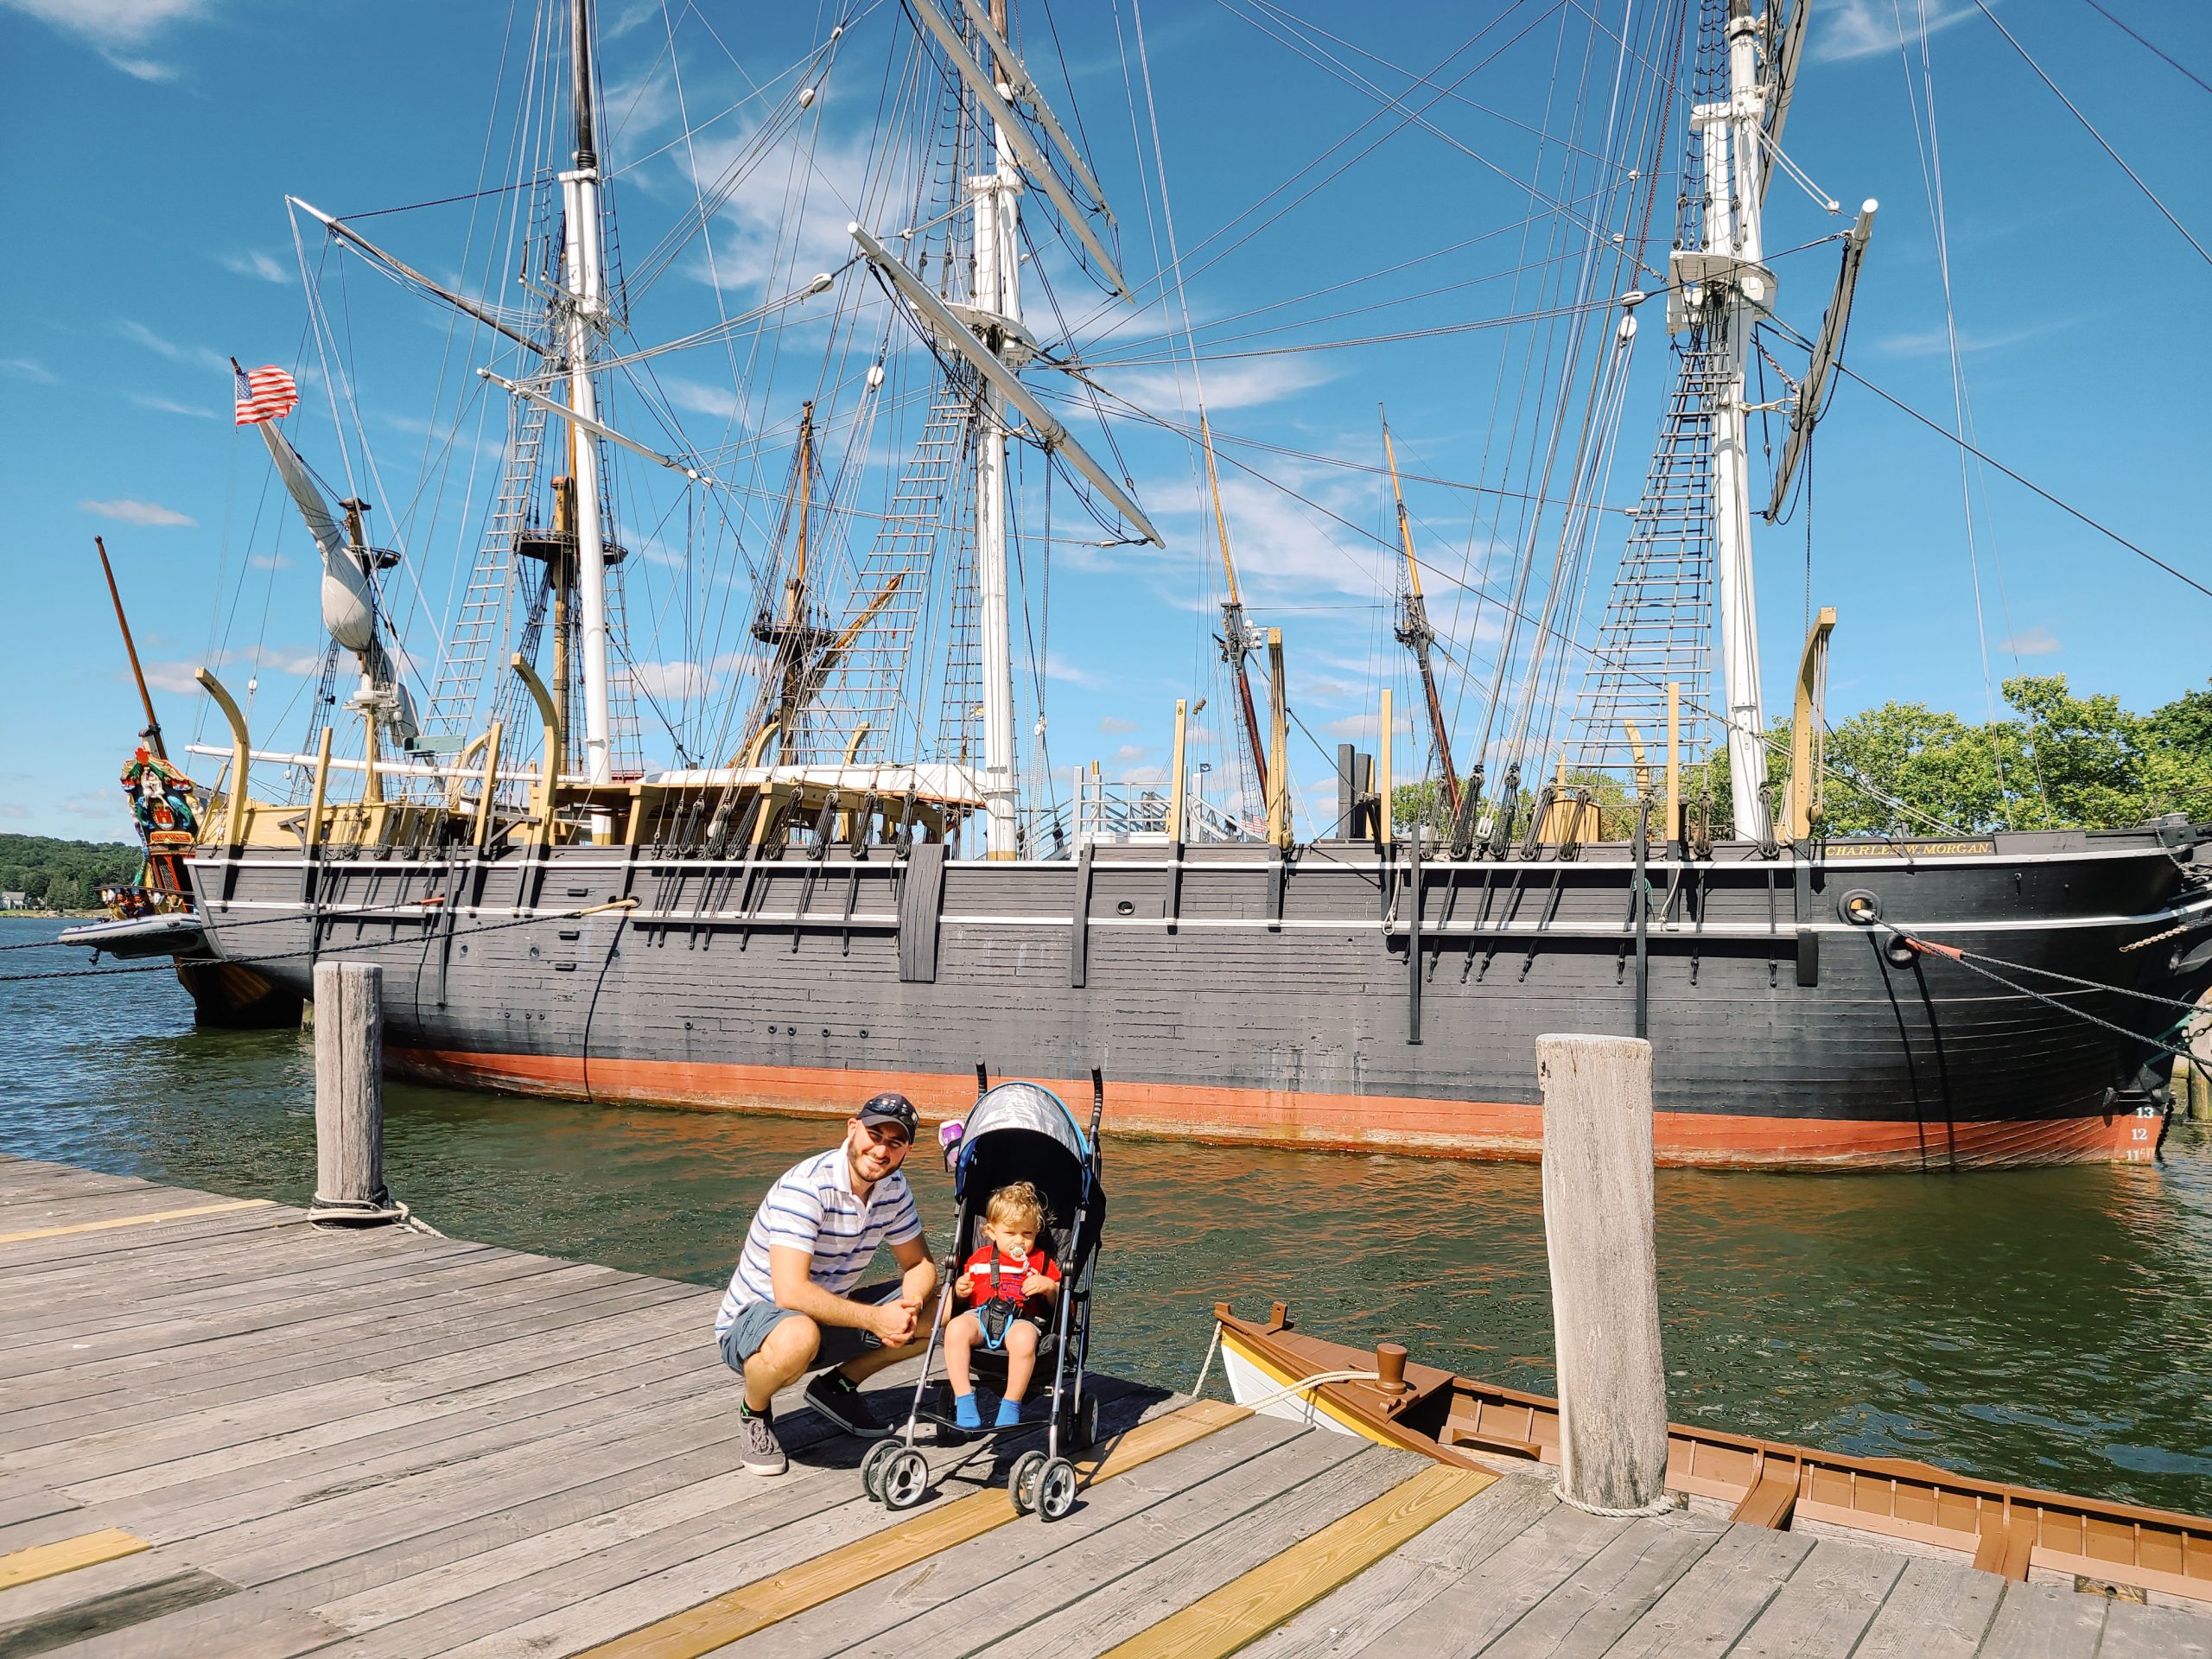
<box><xmin>859</xmin><ymin>1071</ymin><xmax>1105</xmax><ymax>1522</ymax></box>
<box><xmin>945</xmin><ymin>1180</ymin><xmax>1061</xmax><ymax>1429</ymax></box>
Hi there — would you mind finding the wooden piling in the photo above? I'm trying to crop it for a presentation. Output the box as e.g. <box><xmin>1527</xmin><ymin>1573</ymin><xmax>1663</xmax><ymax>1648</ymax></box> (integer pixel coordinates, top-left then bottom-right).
<box><xmin>313</xmin><ymin>960</ymin><xmax>390</xmax><ymax>1222</ymax></box>
<box><xmin>1536</xmin><ymin>1032</ymin><xmax>1669</xmax><ymax>1515</ymax></box>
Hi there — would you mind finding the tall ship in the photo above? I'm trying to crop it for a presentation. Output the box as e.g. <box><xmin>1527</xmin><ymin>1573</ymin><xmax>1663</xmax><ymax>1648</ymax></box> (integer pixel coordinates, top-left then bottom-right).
<box><xmin>89</xmin><ymin>0</ymin><xmax>2211</xmax><ymax>1166</ymax></box>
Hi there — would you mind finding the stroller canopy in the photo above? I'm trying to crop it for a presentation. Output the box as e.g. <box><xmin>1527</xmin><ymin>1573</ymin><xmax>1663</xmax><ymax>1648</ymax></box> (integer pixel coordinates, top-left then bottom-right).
<box><xmin>956</xmin><ymin>1082</ymin><xmax>1103</xmax><ymax>1276</ymax></box>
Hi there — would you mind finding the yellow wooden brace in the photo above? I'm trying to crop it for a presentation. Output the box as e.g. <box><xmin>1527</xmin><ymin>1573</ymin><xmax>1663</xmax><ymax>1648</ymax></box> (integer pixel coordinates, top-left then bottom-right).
<box><xmin>0</xmin><ymin>1529</ymin><xmax>150</xmax><ymax>1592</ymax></box>
<box><xmin>578</xmin><ymin>1399</ymin><xmax>1249</xmax><ymax>1659</ymax></box>
<box><xmin>0</xmin><ymin>1198</ymin><xmax>274</xmax><ymax>1246</ymax></box>
<box><xmin>1100</xmin><ymin>1462</ymin><xmax>1496</xmax><ymax>1659</ymax></box>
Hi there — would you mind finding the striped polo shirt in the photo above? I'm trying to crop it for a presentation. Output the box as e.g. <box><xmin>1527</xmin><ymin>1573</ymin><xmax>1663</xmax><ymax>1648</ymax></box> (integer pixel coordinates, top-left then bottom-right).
<box><xmin>715</xmin><ymin>1147</ymin><xmax>924</xmax><ymax>1333</ymax></box>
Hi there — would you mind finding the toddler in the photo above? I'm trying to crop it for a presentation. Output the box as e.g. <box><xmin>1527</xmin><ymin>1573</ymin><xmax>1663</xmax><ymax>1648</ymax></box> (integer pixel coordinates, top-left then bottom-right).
<box><xmin>945</xmin><ymin>1180</ymin><xmax>1061</xmax><ymax>1429</ymax></box>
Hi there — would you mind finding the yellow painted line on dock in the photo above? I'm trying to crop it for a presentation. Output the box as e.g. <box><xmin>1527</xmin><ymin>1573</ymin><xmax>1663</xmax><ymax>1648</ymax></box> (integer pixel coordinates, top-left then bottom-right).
<box><xmin>0</xmin><ymin>1198</ymin><xmax>273</xmax><ymax>1246</ymax></box>
<box><xmin>0</xmin><ymin>1528</ymin><xmax>151</xmax><ymax>1592</ymax></box>
<box><xmin>1099</xmin><ymin>1462</ymin><xmax>1497</xmax><ymax>1659</ymax></box>
<box><xmin>579</xmin><ymin>1398</ymin><xmax>1251</xmax><ymax>1659</ymax></box>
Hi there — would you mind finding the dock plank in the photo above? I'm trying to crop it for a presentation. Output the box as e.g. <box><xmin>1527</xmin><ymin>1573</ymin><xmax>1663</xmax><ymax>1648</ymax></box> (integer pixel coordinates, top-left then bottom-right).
<box><xmin>1328</xmin><ymin>1494</ymin><xmax>1628</xmax><ymax>1659</ymax></box>
<box><xmin>2</xmin><ymin>1158</ymin><xmax>2208</xmax><ymax>1659</ymax></box>
<box><xmin>435</xmin><ymin>1395</ymin><xmax>1219</xmax><ymax>1659</ymax></box>
<box><xmin>757</xmin><ymin>1418</ymin><xmax>1363</xmax><ymax>1659</ymax></box>
<box><xmin>1726</xmin><ymin>1537</ymin><xmax>1907</xmax><ymax>1659</ymax></box>
<box><xmin>5</xmin><ymin>1300</ymin><xmax>706</xmax><ymax>1486</ymax></box>
<box><xmin>1234</xmin><ymin>1472</ymin><xmax>1560</xmax><ymax>1659</ymax></box>
<box><xmin>1091</xmin><ymin>1462</ymin><xmax>1492</xmax><ymax>1659</ymax></box>
<box><xmin>960</xmin><ymin>1444</ymin><xmax>1426</xmax><ymax>1659</ymax></box>
<box><xmin>67</xmin><ymin>1323</ymin><xmax>709</xmax><ymax>1506</ymax></box>
<box><xmin>1974</xmin><ymin>1581</ymin><xmax>2107</xmax><ymax>1657</ymax></box>
<box><xmin>0</xmin><ymin>1276</ymin><xmax>695</xmax><ymax>1449</ymax></box>
<box><xmin>1849</xmin><ymin>1554</ymin><xmax>2003</xmax><ymax>1658</ymax></box>
<box><xmin>1473</xmin><ymin>1506</ymin><xmax>1729</xmax><ymax>1659</ymax></box>
<box><xmin>1599</xmin><ymin>1522</ymin><xmax>1817</xmax><ymax>1658</ymax></box>
<box><xmin>2095</xmin><ymin>1596</ymin><xmax>2212</xmax><ymax>1659</ymax></box>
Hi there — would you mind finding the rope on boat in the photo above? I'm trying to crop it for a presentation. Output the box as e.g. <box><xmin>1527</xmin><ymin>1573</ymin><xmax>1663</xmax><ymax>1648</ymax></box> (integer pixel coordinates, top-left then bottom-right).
<box><xmin>1191</xmin><ymin>1319</ymin><xmax>1224</xmax><ymax>1400</ymax></box>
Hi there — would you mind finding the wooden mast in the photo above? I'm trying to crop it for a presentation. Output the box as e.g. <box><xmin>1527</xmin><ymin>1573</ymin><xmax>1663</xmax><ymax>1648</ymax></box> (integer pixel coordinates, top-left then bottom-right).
<box><xmin>94</xmin><ymin>537</ymin><xmax>167</xmax><ymax>761</ymax></box>
<box><xmin>1200</xmin><ymin>411</ymin><xmax>1269</xmax><ymax>801</ymax></box>
<box><xmin>1382</xmin><ymin>409</ymin><xmax>1459</xmax><ymax>819</ymax></box>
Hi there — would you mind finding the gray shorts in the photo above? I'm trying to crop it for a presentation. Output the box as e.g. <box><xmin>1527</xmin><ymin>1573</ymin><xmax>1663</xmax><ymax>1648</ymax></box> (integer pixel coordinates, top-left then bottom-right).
<box><xmin>718</xmin><ymin>1280</ymin><xmax>903</xmax><ymax>1374</ymax></box>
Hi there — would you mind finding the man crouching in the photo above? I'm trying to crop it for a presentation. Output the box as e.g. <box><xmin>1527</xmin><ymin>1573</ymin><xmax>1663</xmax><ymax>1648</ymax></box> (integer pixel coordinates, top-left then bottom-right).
<box><xmin>715</xmin><ymin>1093</ymin><xmax>938</xmax><ymax>1476</ymax></box>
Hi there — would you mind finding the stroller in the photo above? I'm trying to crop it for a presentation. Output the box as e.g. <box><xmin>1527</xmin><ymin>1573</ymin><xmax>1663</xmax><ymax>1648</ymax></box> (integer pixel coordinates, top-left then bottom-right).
<box><xmin>859</xmin><ymin>1069</ymin><xmax>1105</xmax><ymax>1521</ymax></box>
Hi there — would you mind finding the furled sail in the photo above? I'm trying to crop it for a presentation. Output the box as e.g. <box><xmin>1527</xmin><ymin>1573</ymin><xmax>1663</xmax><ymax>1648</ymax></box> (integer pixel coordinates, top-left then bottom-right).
<box><xmin>259</xmin><ymin>423</ymin><xmax>374</xmax><ymax>653</ymax></box>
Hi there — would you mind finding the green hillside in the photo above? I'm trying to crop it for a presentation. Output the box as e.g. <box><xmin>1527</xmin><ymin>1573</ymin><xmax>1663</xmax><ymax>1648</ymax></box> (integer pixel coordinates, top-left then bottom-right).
<box><xmin>0</xmin><ymin>834</ymin><xmax>144</xmax><ymax>911</ymax></box>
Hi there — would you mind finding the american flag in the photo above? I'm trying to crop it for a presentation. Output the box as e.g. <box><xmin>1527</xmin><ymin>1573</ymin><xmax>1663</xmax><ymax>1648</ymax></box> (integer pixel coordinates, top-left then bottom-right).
<box><xmin>232</xmin><ymin>362</ymin><xmax>299</xmax><ymax>426</ymax></box>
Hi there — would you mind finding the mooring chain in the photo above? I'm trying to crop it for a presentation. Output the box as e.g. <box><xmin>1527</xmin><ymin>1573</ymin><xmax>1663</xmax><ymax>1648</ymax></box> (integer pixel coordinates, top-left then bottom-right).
<box><xmin>1887</xmin><ymin>928</ymin><xmax>2209</xmax><ymax>1069</ymax></box>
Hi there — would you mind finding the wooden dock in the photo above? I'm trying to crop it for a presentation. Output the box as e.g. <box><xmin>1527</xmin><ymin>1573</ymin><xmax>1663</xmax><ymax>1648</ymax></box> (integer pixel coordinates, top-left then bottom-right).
<box><xmin>3</xmin><ymin>1152</ymin><xmax>2208</xmax><ymax>1659</ymax></box>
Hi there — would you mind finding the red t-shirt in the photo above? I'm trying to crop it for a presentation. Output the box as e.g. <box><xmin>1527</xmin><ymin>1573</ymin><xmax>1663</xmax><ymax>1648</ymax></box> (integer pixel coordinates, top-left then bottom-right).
<box><xmin>957</xmin><ymin>1243</ymin><xmax>1059</xmax><ymax>1315</ymax></box>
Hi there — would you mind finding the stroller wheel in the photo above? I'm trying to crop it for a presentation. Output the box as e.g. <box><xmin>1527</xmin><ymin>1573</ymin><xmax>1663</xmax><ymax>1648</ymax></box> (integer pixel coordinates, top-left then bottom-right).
<box><xmin>860</xmin><ymin>1439</ymin><xmax>902</xmax><ymax>1503</ymax></box>
<box><xmin>880</xmin><ymin>1446</ymin><xmax>931</xmax><ymax>1510</ymax></box>
<box><xmin>1069</xmin><ymin>1394</ymin><xmax>1100</xmax><ymax>1452</ymax></box>
<box><xmin>1007</xmin><ymin>1448</ymin><xmax>1047</xmax><ymax>1514</ymax></box>
<box><xmin>1035</xmin><ymin>1456</ymin><xmax>1079</xmax><ymax>1522</ymax></box>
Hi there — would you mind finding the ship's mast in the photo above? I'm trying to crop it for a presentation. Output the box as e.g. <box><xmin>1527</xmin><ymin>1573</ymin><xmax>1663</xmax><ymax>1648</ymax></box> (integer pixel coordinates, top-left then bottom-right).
<box><xmin>1382</xmin><ymin>410</ymin><xmax>1459</xmax><ymax>820</ymax></box>
<box><xmin>1702</xmin><ymin>0</ymin><xmax>1774</xmax><ymax>838</ymax></box>
<box><xmin>1200</xmin><ymin>412</ymin><xmax>1269</xmax><ymax>803</ymax></box>
<box><xmin>970</xmin><ymin>0</ymin><xmax>1024</xmax><ymax>857</ymax></box>
<box><xmin>561</xmin><ymin>0</ymin><xmax>613</xmax><ymax>785</ymax></box>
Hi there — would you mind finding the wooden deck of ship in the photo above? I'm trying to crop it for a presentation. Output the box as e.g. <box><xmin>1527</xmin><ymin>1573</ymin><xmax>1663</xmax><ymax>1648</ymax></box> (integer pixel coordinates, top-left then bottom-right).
<box><xmin>3</xmin><ymin>1152</ymin><xmax>2208</xmax><ymax>1659</ymax></box>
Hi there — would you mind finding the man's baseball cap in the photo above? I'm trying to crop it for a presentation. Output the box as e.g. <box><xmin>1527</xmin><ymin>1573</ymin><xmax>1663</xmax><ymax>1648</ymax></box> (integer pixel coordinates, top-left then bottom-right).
<box><xmin>856</xmin><ymin>1092</ymin><xmax>918</xmax><ymax>1141</ymax></box>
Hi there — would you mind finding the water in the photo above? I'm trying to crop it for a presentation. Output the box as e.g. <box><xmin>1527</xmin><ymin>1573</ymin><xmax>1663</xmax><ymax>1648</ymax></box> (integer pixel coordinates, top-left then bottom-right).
<box><xmin>6</xmin><ymin>916</ymin><xmax>2209</xmax><ymax>1514</ymax></box>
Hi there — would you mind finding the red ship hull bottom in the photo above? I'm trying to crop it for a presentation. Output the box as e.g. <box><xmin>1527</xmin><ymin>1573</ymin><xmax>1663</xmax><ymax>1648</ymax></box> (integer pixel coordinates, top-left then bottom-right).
<box><xmin>386</xmin><ymin>1046</ymin><xmax>2164</xmax><ymax>1171</ymax></box>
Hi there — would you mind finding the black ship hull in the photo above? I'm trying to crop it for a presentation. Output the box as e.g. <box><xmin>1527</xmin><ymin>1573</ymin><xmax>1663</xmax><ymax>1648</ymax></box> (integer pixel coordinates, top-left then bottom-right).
<box><xmin>186</xmin><ymin>825</ymin><xmax>2212</xmax><ymax>1169</ymax></box>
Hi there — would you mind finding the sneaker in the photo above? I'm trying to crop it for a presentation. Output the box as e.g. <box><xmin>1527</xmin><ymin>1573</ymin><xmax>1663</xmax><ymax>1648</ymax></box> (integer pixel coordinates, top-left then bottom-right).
<box><xmin>804</xmin><ymin>1369</ymin><xmax>891</xmax><ymax>1439</ymax></box>
<box><xmin>737</xmin><ymin>1406</ymin><xmax>787</xmax><ymax>1477</ymax></box>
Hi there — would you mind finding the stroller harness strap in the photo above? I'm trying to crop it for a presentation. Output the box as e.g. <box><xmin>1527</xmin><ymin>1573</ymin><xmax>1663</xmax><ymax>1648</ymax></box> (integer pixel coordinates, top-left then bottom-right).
<box><xmin>963</xmin><ymin>1245</ymin><xmax>1057</xmax><ymax>1351</ymax></box>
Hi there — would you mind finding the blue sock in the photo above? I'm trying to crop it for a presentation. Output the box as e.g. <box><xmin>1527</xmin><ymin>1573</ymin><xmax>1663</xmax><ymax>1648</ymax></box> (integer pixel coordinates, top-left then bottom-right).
<box><xmin>995</xmin><ymin>1396</ymin><xmax>1022</xmax><ymax>1427</ymax></box>
<box><xmin>953</xmin><ymin>1393</ymin><xmax>981</xmax><ymax>1429</ymax></box>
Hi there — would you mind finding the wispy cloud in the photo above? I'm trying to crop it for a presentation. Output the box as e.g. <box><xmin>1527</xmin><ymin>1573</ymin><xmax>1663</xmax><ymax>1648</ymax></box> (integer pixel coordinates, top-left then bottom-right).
<box><xmin>2</xmin><ymin>0</ymin><xmax>213</xmax><ymax>79</ymax></box>
<box><xmin>1100</xmin><ymin>357</ymin><xmax>1336</xmax><ymax>415</ymax></box>
<box><xmin>136</xmin><ymin>643</ymin><xmax>324</xmax><ymax>695</ymax></box>
<box><xmin>218</xmin><ymin>249</ymin><xmax>291</xmax><ymax>285</ymax></box>
<box><xmin>659</xmin><ymin>376</ymin><xmax>750</xmax><ymax>429</ymax></box>
<box><xmin>1876</xmin><ymin>322</ymin><xmax>2046</xmax><ymax>359</ymax></box>
<box><xmin>1097</xmin><ymin>715</ymin><xmax>1137</xmax><ymax>734</ymax></box>
<box><xmin>2002</xmin><ymin>626</ymin><xmax>2061</xmax><ymax>657</ymax></box>
<box><xmin>1814</xmin><ymin>0</ymin><xmax>1980</xmax><ymax>64</ymax></box>
<box><xmin>81</xmin><ymin>498</ymin><xmax>194</xmax><ymax>527</ymax></box>
<box><xmin>129</xmin><ymin>391</ymin><xmax>216</xmax><ymax>420</ymax></box>
<box><xmin>1322</xmin><ymin>710</ymin><xmax>1414</xmax><ymax>740</ymax></box>
<box><xmin>1</xmin><ymin>358</ymin><xmax>57</xmax><ymax>384</ymax></box>
<box><xmin>246</xmin><ymin>552</ymin><xmax>292</xmax><ymax>571</ymax></box>
<box><xmin>1046</xmin><ymin>652</ymin><xmax>1101</xmax><ymax>689</ymax></box>
<box><xmin>632</xmin><ymin>659</ymin><xmax>714</xmax><ymax>701</ymax></box>
<box><xmin>118</xmin><ymin>319</ymin><xmax>229</xmax><ymax>373</ymax></box>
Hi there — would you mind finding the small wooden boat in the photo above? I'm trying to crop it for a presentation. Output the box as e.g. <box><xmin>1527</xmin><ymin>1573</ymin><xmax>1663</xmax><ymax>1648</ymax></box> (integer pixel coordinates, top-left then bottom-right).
<box><xmin>1214</xmin><ymin>1301</ymin><xmax>2212</xmax><ymax>1609</ymax></box>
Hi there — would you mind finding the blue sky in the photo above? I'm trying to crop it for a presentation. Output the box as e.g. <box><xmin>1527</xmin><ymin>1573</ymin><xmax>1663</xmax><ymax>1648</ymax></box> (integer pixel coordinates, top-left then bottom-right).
<box><xmin>2</xmin><ymin>0</ymin><xmax>2207</xmax><ymax>842</ymax></box>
